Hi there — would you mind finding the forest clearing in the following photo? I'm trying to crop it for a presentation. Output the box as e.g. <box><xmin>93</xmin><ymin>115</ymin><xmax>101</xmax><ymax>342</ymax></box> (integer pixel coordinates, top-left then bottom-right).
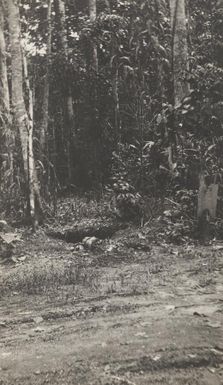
<box><xmin>1</xmin><ymin>0</ymin><xmax>223</xmax><ymax>384</ymax></box>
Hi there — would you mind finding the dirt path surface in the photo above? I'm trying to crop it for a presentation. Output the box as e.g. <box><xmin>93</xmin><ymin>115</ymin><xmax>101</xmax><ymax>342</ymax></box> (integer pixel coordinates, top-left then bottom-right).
<box><xmin>0</xmin><ymin>232</ymin><xmax>223</xmax><ymax>384</ymax></box>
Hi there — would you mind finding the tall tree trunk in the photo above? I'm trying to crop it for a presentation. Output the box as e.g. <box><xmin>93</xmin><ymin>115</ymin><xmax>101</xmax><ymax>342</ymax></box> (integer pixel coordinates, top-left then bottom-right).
<box><xmin>22</xmin><ymin>50</ymin><xmax>35</xmax><ymax>225</ymax></box>
<box><xmin>88</xmin><ymin>0</ymin><xmax>100</xmax><ymax>187</ymax></box>
<box><xmin>5</xmin><ymin>0</ymin><xmax>41</xmax><ymax>228</ymax></box>
<box><xmin>0</xmin><ymin>0</ymin><xmax>13</xmax><ymax>185</ymax></box>
<box><xmin>170</xmin><ymin>0</ymin><xmax>189</xmax><ymax>106</ymax></box>
<box><xmin>54</xmin><ymin>0</ymin><xmax>74</xmax><ymax>184</ymax></box>
<box><xmin>105</xmin><ymin>1</ymin><xmax>120</xmax><ymax>138</ymax></box>
<box><xmin>112</xmin><ymin>67</ymin><xmax>120</xmax><ymax>138</ymax></box>
<box><xmin>6</xmin><ymin>0</ymin><xmax>28</xmax><ymax>173</ymax></box>
<box><xmin>39</xmin><ymin>0</ymin><xmax>52</xmax><ymax>150</ymax></box>
<box><xmin>168</xmin><ymin>0</ymin><xmax>189</xmax><ymax>173</ymax></box>
<box><xmin>89</xmin><ymin>0</ymin><xmax>98</xmax><ymax>72</ymax></box>
<box><xmin>0</xmin><ymin>1</ymin><xmax>10</xmax><ymax>116</ymax></box>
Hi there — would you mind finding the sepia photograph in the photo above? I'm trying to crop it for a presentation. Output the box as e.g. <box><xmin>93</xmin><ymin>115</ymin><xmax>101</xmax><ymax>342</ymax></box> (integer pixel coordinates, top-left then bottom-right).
<box><xmin>0</xmin><ymin>0</ymin><xmax>223</xmax><ymax>384</ymax></box>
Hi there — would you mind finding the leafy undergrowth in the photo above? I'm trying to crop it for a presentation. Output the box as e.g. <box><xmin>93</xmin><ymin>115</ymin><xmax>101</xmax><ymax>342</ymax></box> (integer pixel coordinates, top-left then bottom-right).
<box><xmin>53</xmin><ymin>195</ymin><xmax>113</xmax><ymax>225</ymax></box>
<box><xmin>1</xmin><ymin>214</ymin><xmax>222</xmax><ymax>300</ymax></box>
<box><xmin>1</xmin><ymin>195</ymin><xmax>223</xmax><ymax>300</ymax></box>
<box><xmin>46</xmin><ymin>196</ymin><xmax>204</xmax><ymax>246</ymax></box>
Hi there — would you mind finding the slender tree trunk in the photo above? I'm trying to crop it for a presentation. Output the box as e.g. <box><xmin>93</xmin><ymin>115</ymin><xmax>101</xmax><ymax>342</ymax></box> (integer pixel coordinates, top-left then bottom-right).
<box><xmin>39</xmin><ymin>0</ymin><xmax>52</xmax><ymax>150</ymax></box>
<box><xmin>89</xmin><ymin>0</ymin><xmax>98</xmax><ymax>72</ymax></box>
<box><xmin>54</xmin><ymin>0</ymin><xmax>74</xmax><ymax>183</ymax></box>
<box><xmin>6</xmin><ymin>0</ymin><xmax>28</xmax><ymax>173</ymax></box>
<box><xmin>0</xmin><ymin>2</ymin><xmax>10</xmax><ymax>116</ymax></box>
<box><xmin>0</xmin><ymin>0</ymin><xmax>13</xmax><ymax>185</ymax></box>
<box><xmin>105</xmin><ymin>1</ymin><xmax>120</xmax><ymax>139</ymax></box>
<box><xmin>88</xmin><ymin>0</ymin><xmax>102</xmax><ymax>187</ymax></box>
<box><xmin>23</xmin><ymin>49</ymin><xmax>43</xmax><ymax>227</ymax></box>
<box><xmin>170</xmin><ymin>0</ymin><xmax>189</xmax><ymax>106</ymax></box>
<box><xmin>22</xmin><ymin>51</ymin><xmax>35</xmax><ymax>224</ymax></box>
<box><xmin>167</xmin><ymin>0</ymin><xmax>189</xmax><ymax>173</ymax></box>
<box><xmin>112</xmin><ymin>67</ymin><xmax>120</xmax><ymax>137</ymax></box>
<box><xmin>6</xmin><ymin>0</ymin><xmax>41</xmax><ymax>228</ymax></box>
<box><xmin>154</xmin><ymin>1</ymin><xmax>164</xmax><ymax>101</ymax></box>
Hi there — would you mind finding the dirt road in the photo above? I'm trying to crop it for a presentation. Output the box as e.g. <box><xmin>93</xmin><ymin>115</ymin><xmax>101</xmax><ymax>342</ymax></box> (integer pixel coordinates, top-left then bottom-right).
<box><xmin>0</xmin><ymin>233</ymin><xmax>223</xmax><ymax>384</ymax></box>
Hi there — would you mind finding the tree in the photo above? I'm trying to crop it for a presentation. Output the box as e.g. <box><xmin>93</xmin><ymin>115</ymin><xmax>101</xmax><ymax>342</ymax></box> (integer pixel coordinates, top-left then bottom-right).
<box><xmin>89</xmin><ymin>0</ymin><xmax>98</xmax><ymax>72</ymax></box>
<box><xmin>39</xmin><ymin>0</ymin><xmax>52</xmax><ymax>150</ymax></box>
<box><xmin>0</xmin><ymin>1</ymin><xmax>10</xmax><ymax>117</ymax></box>
<box><xmin>5</xmin><ymin>0</ymin><xmax>41</xmax><ymax>228</ymax></box>
<box><xmin>0</xmin><ymin>0</ymin><xmax>13</xmax><ymax>184</ymax></box>
<box><xmin>170</xmin><ymin>0</ymin><xmax>189</xmax><ymax>106</ymax></box>
<box><xmin>54</xmin><ymin>0</ymin><xmax>75</xmax><ymax>183</ymax></box>
<box><xmin>166</xmin><ymin>0</ymin><xmax>189</xmax><ymax>173</ymax></box>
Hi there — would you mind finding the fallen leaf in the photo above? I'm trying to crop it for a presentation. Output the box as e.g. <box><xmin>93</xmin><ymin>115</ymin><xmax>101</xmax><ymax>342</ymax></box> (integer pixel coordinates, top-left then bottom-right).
<box><xmin>213</xmin><ymin>245</ymin><xmax>223</xmax><ymax>251</ymax></box>
<box><xmin>17</xmin><ymin>256</ymin><xmax>27</xmax><ymax>262</ymax></box>
<box><xmin>135</xmin><ymin>332</ymin><xmax>148</xmax><ymax>337</ymax></box>
<box><xmin>33</xmin><ymin>316</ymin><xmax>44</xmax><ymax>324</ymax></box>
<box><xmin>188</xmin><ymin>354</ymin><xmax>197</xmax><ymax>359</ymax></box>
<box><xmin>1</xmin><ymin>352</ymin><xmax>12</xmax><ymax>357</ymax></box>
<box><xmin>207</xmin><ymin>322</ymin><xmax>221</xmax><ymax>329</ymax></box>
<box><xmin>211</xmin><ymin>348</ymin><xmax>223</xmax><ymax>355</ymax></box>
<box><xmin>34</xmin><ymin>327</ymin><xmax>45</xmax><ymax>333</ymax></box>
<box><xmin>152</xmin><ymin>355</ymin><xmax>161</xmax><ymax>361</ymax></box>
<box><xmin>165</xmin><ymin>305</ymin><xmax>175</xmax><ymax>312</ymax></box>
<box><xmin>76</xmin><ymin>244</ymin><xmax>84</xmax><ymax>251</ymax></box>
<box><xmin>106</xmin><ymin>245</ymin><xmax>115</xmax><ymax>252</ymax></box>
<box><xmin>138</xmin><ymin>233</ymin><xmax>146</xmax><ymax>240</ymax></box>
<box><xmin>34</xmin><ymin>370</ymin><xmax>41</xmax><ymax>375</ymax></box>
<box><xmin>104</xmin><ymin>364</ymin><xmax>110</xmax><ymax>373</ymax></box>
<box><xmin>0</xmin><ymin>232</ymin><xmax>21</xmax><ymax>244</ymax></box>
<box><xmin>11</xmin><ymin>257</ymin><xmax>18</xmax><ymax>264</ymax></box>
<box><xmin>0</xmin><ymin>322</ymin><xmax>7</xmax><ymax>327</ymax></box>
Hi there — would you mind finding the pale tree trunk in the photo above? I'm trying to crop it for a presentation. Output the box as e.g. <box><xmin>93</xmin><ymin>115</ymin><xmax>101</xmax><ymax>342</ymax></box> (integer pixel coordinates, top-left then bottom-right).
<box><xmin>54</xmin><ymin>0</ymin><xmax>74</xmax><ymax>183</ymax></box>
<box><xmin>168</xmin><ymin>0</ymin><xmax>189</xmax><ymax>173</ymax></box>
<box><xmin>170</xmin><ymin>0</ymin><xmax>189</xmax><ymax>106</ymax></box>
<box><xmin>0</xmin><ymin>0</ymin><xmax>13</xmax><ymax>185</ymax></box>
<box><xmin>39</xmin><ymin>0</ymin><xmax>52</xmax><ymax>150</ymax></box>
<box><xmin>23</xmin><ymin>48</ymin><xmax>43</xmax><ymax>228</ymax></box>
<box><xmin>6</xmin><ymin>0</ymin><xmax>41</xmax><ymax>228</ymax></box>
<box><xmin>89</xmin><ymin>0</ymin><xmax>98</xmax><ymax>72</ymax></box>
<box><xmin>0</xmin><ymin>2</ymin><xmax>10</xmax><ymax>116</ymax></box>
<box><xmin>22</xmin><ymin>50</ymin><xmax>35</xmax><ymax>224</ymax></box>
<box><xmin>6</xmin><ymin>0</ymin><xmax>28</xmax><ymax>173</ymax></box>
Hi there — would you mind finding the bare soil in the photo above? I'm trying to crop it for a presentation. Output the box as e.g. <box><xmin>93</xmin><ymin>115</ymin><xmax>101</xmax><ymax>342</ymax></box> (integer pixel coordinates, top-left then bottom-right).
<box><xmin>0</xmin><ymin>228</ymin><xmax>223</xmax><ymax>385</ymax></box>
